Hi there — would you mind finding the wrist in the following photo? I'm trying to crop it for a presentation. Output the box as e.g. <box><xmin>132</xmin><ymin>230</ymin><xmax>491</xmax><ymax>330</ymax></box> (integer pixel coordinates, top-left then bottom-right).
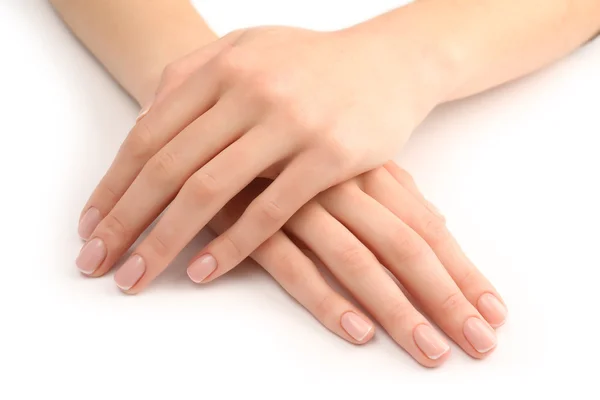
<box><xmin>346</xmin><ymin>1</ymin><xmax>468</xmax><ymax>105</ymax></box>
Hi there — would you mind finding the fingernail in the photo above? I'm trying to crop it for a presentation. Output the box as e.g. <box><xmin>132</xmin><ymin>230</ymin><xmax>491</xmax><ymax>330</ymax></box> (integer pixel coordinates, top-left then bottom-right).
<box><xmin>75</xmin><ymin>238</ymin><xmax>106</xmax><ymax>275</ymax></box>
<box><xmin>464</xmin><ymin>317</ymin><xmax>497</xmax><ymax>353</ymax></box>
<box><xmin>78</xmin><ymin>207</ymin><xmax>101</xmax><ymax>240</ymax></box>
<box><xmin>341</xmin><ymin>312</ymin><xmax>373</xmax><ymax>342</ymax></box>
<box><xmin>114</xmin><ymin>255</ymin><xmax>145</xmax><ymax>291</ymax></box>
<box><xmin>477</xmin><ymin>293</ymin><xmax>507</xmax><ymax>328</ymax></box>
<box><xmin>187</xmin><ymin>254</ymin><xmax>217</xmax><ymax>283</ymax></box>
<box><xmin>414</xmin><ymin>324</ymin><xmax>450</xmax><ymax>360</ymax></box>
<box><xmin>136</xmin><ymin>99</ymin><xmax>153</xmax><ymax>122</ymax></box>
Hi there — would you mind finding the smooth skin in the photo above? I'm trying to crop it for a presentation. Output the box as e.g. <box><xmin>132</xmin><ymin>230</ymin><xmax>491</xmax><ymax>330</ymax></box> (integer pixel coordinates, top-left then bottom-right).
<box><xmin>128</xmin><ymin>60</ymin><xmax>505</xmax><ymax>363</ymax></box>
<box><xmin>51</xmin><ymin>0</ymin><xmax>600</xmax><ymax>365</ymax></box>
<box><xmin>65</xmin><ymin>0</ymin><xmax>600</xmax><ymax>292</ymax></box>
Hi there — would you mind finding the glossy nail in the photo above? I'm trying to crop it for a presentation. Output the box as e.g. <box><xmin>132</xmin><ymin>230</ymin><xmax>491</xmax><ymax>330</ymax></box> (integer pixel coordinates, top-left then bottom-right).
<box><xmin>76</xmin><ymin>238</ymin><xmax>106</xmax><ymax>275</ymax></box>
<box><xmin>187</xmin><ymin>254</ymin><xmax>217</xmax><ymax>283</ymax></box>
<box><xmin>464</xmin><ymin>317</ymin><xmax>497</xmax><ymax>353</ymax></box>
<box><xmin>78</xmin><ymin>207</ymin><xmax>101</xmax><ymax>240</ymax></box>
<box><xmin>414</xmin><ymin>324</ymin><xmax>450</xmax><ymax>360</ymax></box>
<box><xmin>478</xmin><ymin>293</ymin><xmax>507</xmax><ymax>328</ymax></box>
<box><xmin>341</xmin><ymin>312</ymin><xmax>373</xmax><ymax>342</ymax></box>
<box><xmin>114</xmin><ymin>255</ymin><xmax>145</xmax><ymax>291</ymax></box>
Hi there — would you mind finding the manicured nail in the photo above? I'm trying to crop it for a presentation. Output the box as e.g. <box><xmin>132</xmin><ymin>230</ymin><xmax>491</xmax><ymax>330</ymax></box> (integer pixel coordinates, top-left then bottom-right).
<box><xmin>75</xmin><ymin>238</ymin><xmax>106</xmax><ymax>275</ymax></box>
<box><xmin>477</xmin><ymin>293</ymin><xmax>507</xmax><ymax>328</ymax></box>
<box><xmin>114</xmin><ymin>255</ymin><xmax>145</xmax><ymax>291</ymax></box>
<box><xmin>463</xmin><ymin>317</ymin><xmax>497</xmax><ymax>353</ymax></box>
<box><xmin>187</xmin><ymin>254</ymin><xmax>217</xmax><ymax>283</ymax></box>
<box><xmin>414</xmin><ymin>324</ymin><xmax>450</xmax><ymax>360</ymax></box>
<box><xmin>136</xmin><ymin>99</ymin><xmax>153</xmax><ymax>122</ymax></box>
<box><xmin>341</xmin><ymin>312</ymin><xmax>373</xmax><ymax>342</ymax></box>
<box><xmin>78</xmin><ymin>207</ymin><xmax>101</xmax><ymax>240</ymax></box>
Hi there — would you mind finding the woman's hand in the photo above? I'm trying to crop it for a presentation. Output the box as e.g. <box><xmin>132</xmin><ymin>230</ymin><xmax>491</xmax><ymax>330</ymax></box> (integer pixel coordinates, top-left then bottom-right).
<box><xmin>74</xmin><ymin>29</ymin><xmax>505</xmax><ymax>365</ymax></box>
<box><xmin>77</xmin><ymin>25</ymin><xmax>453</xmax><ymax>291</ymax></box>
<box><xmin>188</xmin><ymin>164</ymin><xmax>506</xmax><ymax>366</ymax></box>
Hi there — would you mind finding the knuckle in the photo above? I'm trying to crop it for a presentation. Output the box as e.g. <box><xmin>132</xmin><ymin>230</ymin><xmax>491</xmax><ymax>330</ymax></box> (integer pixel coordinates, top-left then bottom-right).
<box><xmin>218</xmin><ymin>231</ymin><xmax>244</xmax><ymax>261</ymax></box>
<box><xmin>101</xmin><ymin>213</ymin><xmax>129</xmax><ymax>242</ymax></box>
<box><xmin>161</xmin><ymin>62</ymin><xmax>184</xmax><ymax>81</ymax></box>
<box><xmin>455</xmin><ymin>267</ymin><xmax>478</xmax><ymax>290</ymax></box>
<box><xmin>396</xmin><ymin>167</ymin><xmax>415</xmax><ymax>185</ymax></box>
<box><xmin>320</xmin><ymin>133</ymin><xmax>360</xmax><ymax>172</ymax></box>
<box><xmin>124</xmin><ymin>121</ymin><xmax>156</xmax><ymax>162</ymax></box>
<box><xmin>145</xmin><ymin>150</ymin><xmax>180</xmax><ymax>185</ymax></box>
<box><xmin>422</xmin><ymin>213</ymin><xmax>450</xmax><ymax>246</ymax></box>
<box><xmin>145</xmin><ymin>233</ymin><xmax>171</xmax><ymax>259</ymax></box>
<box><xmin>252</xmin><ymin>198</ymin><xmax>285</xmax><ymax>227</ymax></box>
<box><xmin>249</xmin><ymin>72</ymin><xmax>290</xmax><ymax>105</ymax></box>
<box><xmin>96</xmin><ymin>180</ymin><xmax>120</xmax><ymax>204</ymax></box>
<box><xmin>184</xmin><ymin>171</ymin><xmax>219</xmax><ymax>202</ymax></box>
<box><xmin>250</xmin><ymin>75</ymin><xmax>328</xmax><ymax>141</ymax></box>
<box><xmin>216</xmin><ymin>48</ymin><xmax>251</xmax><ymax>80</ymax></box>
<box><xmin>385</xmin><ymin>302</ymin><xmax>414</xmax><ymax>330</ymax></box>
<box><xmin>440</xmin><ymin>291</ymin><xmax>467</xmax><ymax>314</ymax></box>
<box><xmin>276</xmin><ymin>253</ymin><xmax>309</xmax><ymax>288</ymax></box>
<box><xmin>337</xmin><ymin>243</ymin><xmax>374</xmax><ymax>275</ymax></box>
<box><xmin>313</xmin><ymin>291</ymin><xmax>336</xmax><ymax>322</ymax></box>
<box><xmin>285</xmin><ymin>103</ymin><xmax>327</xmax><ymax>140</ymax></box>
<box><xmin>388</xmin><ymin>229</ymin><xmax>426</xmax><ymax>265</ymax></box>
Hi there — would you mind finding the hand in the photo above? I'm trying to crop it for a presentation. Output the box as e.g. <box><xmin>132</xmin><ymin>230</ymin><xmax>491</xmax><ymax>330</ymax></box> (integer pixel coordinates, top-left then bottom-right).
<box><xmin>198</xmin><ymin>164</ymin><xmax>506</xmax><ymax>366</ymax></box>
<box><xmin>77</xmin><ymin>25</ymin><xmax>452</xmax><ymax>293</ymax></box>
<box><xmin>74</xmin><ymin>29</ymin><xmax>505</xmax><ymax>366</ymax></box>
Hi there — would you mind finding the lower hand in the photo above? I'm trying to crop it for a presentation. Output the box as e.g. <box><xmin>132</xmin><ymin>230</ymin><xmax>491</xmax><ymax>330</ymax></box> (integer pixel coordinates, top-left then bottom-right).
<box><xmin>201</xmin><ymin>163</ymin><xmax>506</xmax><ymax>366</ymax></box>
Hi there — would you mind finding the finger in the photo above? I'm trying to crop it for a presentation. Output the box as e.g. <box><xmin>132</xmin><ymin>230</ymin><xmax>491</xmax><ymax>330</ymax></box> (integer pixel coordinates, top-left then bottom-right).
<box><xmin>286</xmin><ymin>201</ymin><xmax>451</xmax><ymax>367</ymax></box>
<box><xmin>188</xmin><ymin>153</ymin><xmax>338</xmax><ymax>284</ymax></box>
<box><xmin>78</xmin><ymin>57</ymin><xmax>223</xmax><ymax>241</ymax></box>
<box><xmin>366</xmin><ymin>167</ymin><xmax>507</xmax><ymax>328</ymax></box>
<box><xmin>78</xmin><ymin>96</ymin><xmax>249</xmax><ymax>278</ymax></box>
<box><xmin>151</xmin><ymin>30</ymin><xmax>247</xmax><ymax>106</ymax></box>
<box><xmin>257</xmin><ymin>233</ymin><xmax>376</xmax><ymax>345</ymax></box>
<box><xmin>320</xmin><ymin>183</ymin><xmax>497</xmax><ymax>358</ymax></box>
<box><xmin>111</xmin><ymin>127</ymin><xmax>294</xmax><ymax>293</ymax></box>
<box><xmin>207</xmin><ymin>187</ymin><xmax>375</xmax><ymax>345</ymax></box>
<box><xmin>382</xmin><ymin>162</ymin><xmax>444</xmax><ymax>221</ymax></box>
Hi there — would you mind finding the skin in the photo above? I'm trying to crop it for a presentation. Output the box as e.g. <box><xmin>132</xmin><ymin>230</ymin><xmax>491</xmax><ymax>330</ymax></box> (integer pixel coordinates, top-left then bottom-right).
<box><xmin>51</xmin><ymin>0</ymin><xmax>599</xmax><ymax>365</ymax></box>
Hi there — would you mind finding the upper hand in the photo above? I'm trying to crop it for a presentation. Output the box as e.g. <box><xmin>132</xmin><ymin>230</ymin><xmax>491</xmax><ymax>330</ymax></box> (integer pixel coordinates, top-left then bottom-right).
<box><xmin>76</xmin><ymin>25</ymin><xmax>449</xmax><ymax>299</ymax></box>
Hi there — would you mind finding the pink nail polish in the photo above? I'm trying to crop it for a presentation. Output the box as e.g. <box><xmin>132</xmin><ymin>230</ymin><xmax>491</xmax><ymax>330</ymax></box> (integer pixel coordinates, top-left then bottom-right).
<box><xmin>187</xmin><ymin>254</ymin><xmax>217</xmax><ymax>283</ymax></box>
<box><xmin>78</xmin><ymin>207</ymin><xmax>101</xmax><ymax>240</ymax></box>
<box><xmin>477</xmin><ymin>293</ymin><xmax>507</xmax><ymax>328</ymax></box>
<box><xmin>75</xmin><ymin>238</ymin><xmax>106</xmax><ymax>275</ymax></box>
<box><xmin>414</xmin><ymin>324</ymin><xmax>450</xmax><ymax>360</ymax></box>
<box><xmin>341</xmin><ymin>312</ymin><xmax>373</xmax><ymax>342</ymax></box>
<box><xmin>463</xmin><ymin>317</ymin><xmax>497</xmax><ymax>353</ymax></box>
<box><xmin>114</xmin><ymin>255</ymin><xmax>146</xmax><ymax>291</ymax></box>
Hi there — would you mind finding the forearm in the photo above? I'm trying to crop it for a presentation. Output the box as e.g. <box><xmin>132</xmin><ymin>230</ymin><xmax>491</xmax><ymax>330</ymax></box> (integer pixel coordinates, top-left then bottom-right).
<box><xmin>358</xmin><ymin>0</ymin><xmax>600</xmax><ymax>101</ymax></box>
<box><xmin>49</xmin><ymin>0</ymin><xmax>217</xmax><ymax>105</ymax></box>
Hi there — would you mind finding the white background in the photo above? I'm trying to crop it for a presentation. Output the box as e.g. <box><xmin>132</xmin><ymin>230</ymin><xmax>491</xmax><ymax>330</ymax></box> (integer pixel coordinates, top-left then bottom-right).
<box><xmin>1</xmin><ymin>0</ymin><xmax>599</xmax><ymax>398</ymax></box>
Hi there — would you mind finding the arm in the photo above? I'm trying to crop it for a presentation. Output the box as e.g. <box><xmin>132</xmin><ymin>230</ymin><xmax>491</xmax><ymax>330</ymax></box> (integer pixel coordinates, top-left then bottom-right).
<box><xmin>49</xmin><ymin>0</ymin><xmax>217</xmax><ymax>105</ymax></box>
<box><xmin>54</xmin><ymin>0</ymin><xmax>600</xmax><ymax>296</ymax></box>
<box><xmin>374</xmin><ymin>0</ymin><xmax>600</xmax><ymax>101</ymax></box>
